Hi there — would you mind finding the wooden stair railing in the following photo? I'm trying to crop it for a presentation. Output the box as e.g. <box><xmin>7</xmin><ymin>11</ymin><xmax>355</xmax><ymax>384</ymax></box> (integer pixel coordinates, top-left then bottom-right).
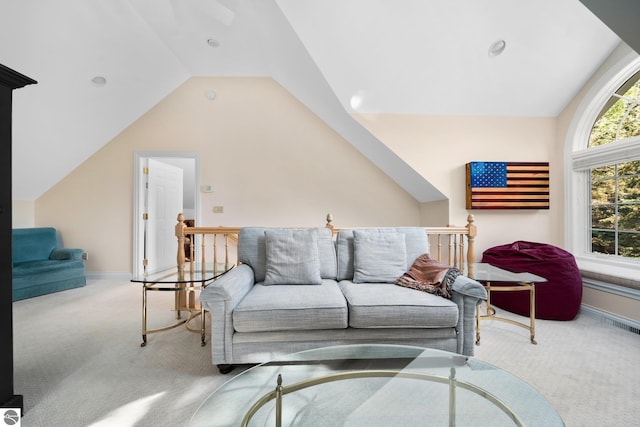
<box><xmin>175</xmin><ymin>213</ymin><xmax>241</xmax><ymax>276</ymax></box>
<box><xmin>177</xmin><ymin>213</ymin><xmax>476</xmax><ymax>278</ymax></box>
<box><xmin>325</xmin><ymin>213</ymin><xmax>476</xmax><ymax>276</ymax></box>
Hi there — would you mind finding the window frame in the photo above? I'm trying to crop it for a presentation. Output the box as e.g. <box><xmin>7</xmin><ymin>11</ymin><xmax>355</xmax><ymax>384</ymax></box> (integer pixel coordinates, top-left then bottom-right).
<box><xmin>565</xmin><ymin>47</ymin><xmax>640</xmax><ymax>281</ymax></box>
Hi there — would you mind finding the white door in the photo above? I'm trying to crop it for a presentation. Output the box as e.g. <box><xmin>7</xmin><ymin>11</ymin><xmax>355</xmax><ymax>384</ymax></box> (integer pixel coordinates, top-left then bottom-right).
<box><xmin>145</xmin><ymin>158</ymin><xmax>183</xmax><ymax>274</ymax></box>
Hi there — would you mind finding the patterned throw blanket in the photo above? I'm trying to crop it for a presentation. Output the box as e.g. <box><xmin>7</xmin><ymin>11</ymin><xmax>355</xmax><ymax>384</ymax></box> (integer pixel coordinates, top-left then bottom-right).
<box><xmin>394</xmin><ymin>253</ymin><xmax>461</xmax><ymax>298</ymax></box>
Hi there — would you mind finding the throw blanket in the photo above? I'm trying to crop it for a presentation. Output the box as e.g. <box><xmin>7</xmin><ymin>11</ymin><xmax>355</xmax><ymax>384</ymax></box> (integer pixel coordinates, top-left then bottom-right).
<box><xmin>395</xmin><ymin>253</ymin><xmax>461</xmax><ymax>298</ymax></box>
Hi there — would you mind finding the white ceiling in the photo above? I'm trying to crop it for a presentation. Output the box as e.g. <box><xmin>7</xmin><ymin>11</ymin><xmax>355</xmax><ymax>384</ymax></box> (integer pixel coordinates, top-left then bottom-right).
<box><xmin>1</xmin><ymin>0</ymin><xmax>621</xmax><ymax>201</ymax></box>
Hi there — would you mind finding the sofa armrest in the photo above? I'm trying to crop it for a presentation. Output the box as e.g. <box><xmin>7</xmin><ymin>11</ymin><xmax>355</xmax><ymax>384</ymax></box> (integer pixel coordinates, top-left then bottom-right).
<box><xmin>451</xmin><ymin>275</ymin><xmax>487</xmax><ymax>356</ymax></box>
<box><xmin>49</xmin><ymin>248</ymin><xmax>86</xmax><ymax>261</ymax></box>
<box><xmin>200</xmin><ymin>264</ymin><xmax>255</xmax><ymax>306</ymax></box>
<box><xmin>452</xmin><ymin>275</ymin><xmax>487</xmax><ymax>301</ymax></box>
<box><xmin>200</xmin><ymin>264</ymin><xmax>255</xmax><ymax>365</ymax></box>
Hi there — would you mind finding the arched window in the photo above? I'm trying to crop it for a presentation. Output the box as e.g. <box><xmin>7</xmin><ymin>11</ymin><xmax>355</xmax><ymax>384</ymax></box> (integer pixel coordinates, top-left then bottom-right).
<box><xmin>567</xmin><ymin>47</ymin><xmax>640</xmax><ymax>280</ymax></box>
<box><xmin>588</xmin><ymin>70</ymin><xmax>640</xmax><ymax>258</ymax></box>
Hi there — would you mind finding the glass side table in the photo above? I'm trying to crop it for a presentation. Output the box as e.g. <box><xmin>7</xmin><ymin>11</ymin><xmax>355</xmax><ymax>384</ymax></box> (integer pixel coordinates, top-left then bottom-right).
<box><xmin>131</xmin><ymin>266</ymin><xmax>233</xmax><ymax>347</ymax></box>
<box><xmin>467</xmin><ymin>263</ymin><xmax>547</xmax><ymax>345</ymax></box>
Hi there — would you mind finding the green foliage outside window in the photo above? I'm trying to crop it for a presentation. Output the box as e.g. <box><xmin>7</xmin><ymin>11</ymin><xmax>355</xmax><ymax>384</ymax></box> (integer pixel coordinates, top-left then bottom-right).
<box><xmin>589</xmin><ymin>75</ymin><xmax>640</xmax><ymax>258</ymax></box>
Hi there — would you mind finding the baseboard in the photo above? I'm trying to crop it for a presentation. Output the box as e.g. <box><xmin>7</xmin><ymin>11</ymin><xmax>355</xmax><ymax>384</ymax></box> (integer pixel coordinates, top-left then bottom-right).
<box><xmin>580</xmin><ymin>305</ymin><xmax>640</xmax><ymax>336</ymax></box>
<box><xmin>86</xmin><ymin>272</ymin><xmax>131</xmax><ymax>281</ymax></box>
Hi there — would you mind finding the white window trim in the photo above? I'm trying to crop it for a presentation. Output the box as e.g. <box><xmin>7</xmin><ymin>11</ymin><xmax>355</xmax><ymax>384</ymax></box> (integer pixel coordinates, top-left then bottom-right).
<box><xmin>564</xmin><ymin>47</ymin><xmax>640</xmax><ymax>281</ymax></box>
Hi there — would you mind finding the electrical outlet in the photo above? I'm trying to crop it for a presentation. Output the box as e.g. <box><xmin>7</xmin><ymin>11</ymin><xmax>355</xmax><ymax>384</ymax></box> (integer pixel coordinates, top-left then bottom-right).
<box><xmin>213</xmin><ymin>206</ymin><xmax>224</xmax><ymax>214</ymax></box>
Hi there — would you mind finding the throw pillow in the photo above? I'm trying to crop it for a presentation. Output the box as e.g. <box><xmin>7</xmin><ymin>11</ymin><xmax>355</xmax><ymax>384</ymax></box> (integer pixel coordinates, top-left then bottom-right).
<box><xmin>263</xmin><ymin>229</ymin><xmax>323</xmax><ymax>285</ymax></box>
<box><xmin>353</xmin><ymin>230</ymin><xmax>407</xmax><ymax>283</ymax></box>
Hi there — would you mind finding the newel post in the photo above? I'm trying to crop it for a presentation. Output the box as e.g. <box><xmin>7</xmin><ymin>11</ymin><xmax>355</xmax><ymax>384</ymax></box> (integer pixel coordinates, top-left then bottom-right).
<box><xmin>466</xmin><ymin>214</ymin><xmax>476</xmax><ymax>277</ymax></box>
<box><xmin>325</xmin><ymin>213</ymin><xmax>336</xmax><ymax>235</ymax></box>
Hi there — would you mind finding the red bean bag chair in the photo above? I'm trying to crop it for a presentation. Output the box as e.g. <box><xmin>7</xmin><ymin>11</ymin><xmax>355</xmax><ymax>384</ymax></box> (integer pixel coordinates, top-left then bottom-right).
<box><xmin>481</xmin><ymin>241</ymin><xmax>582</xmax><ymax>320</ymax></box>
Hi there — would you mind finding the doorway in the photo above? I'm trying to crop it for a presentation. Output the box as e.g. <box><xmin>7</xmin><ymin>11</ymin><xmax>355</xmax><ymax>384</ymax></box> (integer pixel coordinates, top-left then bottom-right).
<box><xmin>133</xmin><ymin>152</ymin><xmax>200</xmax><ymax>277</ymax></box>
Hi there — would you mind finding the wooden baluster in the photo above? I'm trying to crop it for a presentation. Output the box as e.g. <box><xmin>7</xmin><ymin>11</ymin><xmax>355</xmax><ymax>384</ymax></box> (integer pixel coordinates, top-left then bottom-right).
<box><xmin>176</xmin><ymin>213</ymin><xmax>186</xmax><ymax>277</ymax></box>
<box><xmin>449</xmin><ymin>234</ymin><xmax>458</xmax><ymax>265</ymax></box>
<box><xmin>459</xmin><ymin>233</ymin><xmax>466</xmax><ymax>270</ymax></box>
<box><xmin>200</xmin><ymin>233</ymin><xmax>206</xmax><ymax>275</ymax></box>
<box><xmin>189</xmin><ymin>235</ymin><xmax>195</xmax><ymax>272</ymax></box>
<box><xmin>213</xmin><ymin>234</ymin><xmax>218</xmax><ymax>274</ymax></box>
<box><xmin>224</xmin><ymin>233</ymin><xmax>230</xmax><ymax>271</ymax></box>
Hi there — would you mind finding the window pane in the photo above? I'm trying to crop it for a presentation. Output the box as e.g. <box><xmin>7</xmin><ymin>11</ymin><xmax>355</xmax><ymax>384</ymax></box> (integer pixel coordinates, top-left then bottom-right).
<box><xmin>592</xmin><ymin>205</ymin><xmax>616</xmax><ymax>229</ymax></box>
<box><xmin>591</xmin><ymin>165</ymin><xmax>615</xmax><ymax>179</ymax></box>
<box><xmin>592</xmin><ymin>230</ymin><xmax>616</xmax><ymax>254</ymax></box>
<box><xmin>589</xmin><ymin>97</ymin><xmax>626</xmax><ymax>147</ymax></box>
<box><xmin>618</xmin><ymin>204</ymin><xmax>640</xmax><ymax>231</ymax></box>
<box><xmin>618</xmin><ymin>160</ymin><xmax>640</xmax><ymax>176</ymax></box>
<box><xmin>616</xmin><ymin>102</ymin><xmax>640</xmax><ymax>141</ymax></box>
<box><xmin>618</xmin><ymin>232</ymin><xmax>640</xmax><ymax>258</ymax></box>
<box><xmin>618</xmin><ymin>176</ymin><xmax>640</xmax><ymax>202</ymax></box>
<box><xmin>591</xmin><ymin>178</ymin><xmax>616</xmax><ymax>204</ymax></box>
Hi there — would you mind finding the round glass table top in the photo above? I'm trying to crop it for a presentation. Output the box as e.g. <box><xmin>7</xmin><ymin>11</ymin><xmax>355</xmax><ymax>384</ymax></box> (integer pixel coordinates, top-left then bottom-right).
<box><xmin>190</xmin><ymin>344</ymin><xmax>563</xmax><ymax>427</ymax></box>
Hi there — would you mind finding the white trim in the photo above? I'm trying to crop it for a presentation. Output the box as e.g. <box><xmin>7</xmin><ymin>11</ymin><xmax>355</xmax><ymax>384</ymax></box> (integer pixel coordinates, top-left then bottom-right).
<box><xmin>572</xmin><ymin>136</ymin><xmax>640</xmax><ymax>170</ymax></box>
<box><xmin>582</xmin><ymin>277</ymin><xmax>640</xmax><ymax>300</ymax></box>
<box><xmin>576</xmin><ymin>254</ymin><xmax>640</xmax><ymax>282</ymax></box>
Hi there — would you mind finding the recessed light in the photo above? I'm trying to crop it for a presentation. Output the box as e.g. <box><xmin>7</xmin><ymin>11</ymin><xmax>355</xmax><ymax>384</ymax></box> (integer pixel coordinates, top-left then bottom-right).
<box><xmin>91</xmin><ymin>76</ymin><xmax>107</xmax><ymax>86</ymax></box>
<box><xmin>488</xmin><ymin>40</ymin><xmax>506</xmax><ymax>57</ymax></box>
<box><xmin>207</xmin><ymin>38</ymin><xmax>220</xmax><ymax>48</ymax></box>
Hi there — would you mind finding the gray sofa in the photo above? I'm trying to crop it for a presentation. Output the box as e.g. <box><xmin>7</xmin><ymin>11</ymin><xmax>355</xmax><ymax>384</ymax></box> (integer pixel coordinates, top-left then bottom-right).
<box><xmin>200</xmin><ymin>226</ymin><xmax>487</xmax><ymax>373</ymax></box>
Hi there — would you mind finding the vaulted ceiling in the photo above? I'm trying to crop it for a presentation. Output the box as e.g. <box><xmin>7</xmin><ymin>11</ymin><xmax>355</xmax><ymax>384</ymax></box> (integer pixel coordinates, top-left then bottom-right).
<box><xmin>1</xmin><ymin>0</ymin><xmax>621</xmax><ymax>201</ymax></box>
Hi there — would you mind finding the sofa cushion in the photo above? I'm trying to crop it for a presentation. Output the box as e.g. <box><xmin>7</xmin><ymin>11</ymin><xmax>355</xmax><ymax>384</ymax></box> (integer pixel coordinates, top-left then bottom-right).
<box><xmin>337</xmin><ymin>228</ymin><xmax>429</xmax><ymax>281</ymax></box>
<box><xmin>13</xmin><ymin>259</ymin><xmax>86</xmax><ymax>276</ymax></box>
<box><xmin>263</xmin><ymin>229</ymin><xmax>322</xmax><ymax>285</ymax></box>
<box><xmin>233</xmin><ymin>279</ymin><xmax>348</xmax><ymax>332</ymax></box>
<box><xmin>353</xmin><ymin>230</ymin><xmax>407</xmax><ymax>283</ymax></box>
<box><xmin>339</xmin><ymin>280</ymin><xmax>458</xmax><ymax>328</ymax></box>
<box><xmin>239</xmin><ymin>227</ymin><xmax>337</xmax><ymax>282</ymax></box>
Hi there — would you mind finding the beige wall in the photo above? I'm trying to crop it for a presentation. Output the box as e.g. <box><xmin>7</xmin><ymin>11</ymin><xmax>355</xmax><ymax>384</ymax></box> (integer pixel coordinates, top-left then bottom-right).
<box><xmin>12</xmin><ymin>200</ymin><xmax>35</xmax><ymax>228</ymax></box>
<box><xmin>34</xmin><ymin>77</ymin><xmax>420</xmax><ymax>273</ymax></box>
<box><xmin>353</xmin><ymin>114</ymin><xmax>559</xmax><ymax>258</ymax></box>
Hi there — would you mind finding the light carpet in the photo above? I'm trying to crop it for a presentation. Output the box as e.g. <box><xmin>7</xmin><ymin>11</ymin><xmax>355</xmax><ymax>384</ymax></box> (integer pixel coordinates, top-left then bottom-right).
<box><xmin>12</xmin><ymin>278</ymin><xmax>640</xmax><ymax>426</ymax></box>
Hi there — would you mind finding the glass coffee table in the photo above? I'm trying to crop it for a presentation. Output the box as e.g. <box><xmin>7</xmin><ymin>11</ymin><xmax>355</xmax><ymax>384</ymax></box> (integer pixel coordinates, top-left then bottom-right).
<box><xmin>189</xmin><ymin>344</ymin><xmax>563</xmax><ymax>426</ymax></box>
<box><xmin>131</xmin><ymin>266</ymin><xmax>232</xmax><ymax>347</ymax></box>
<box><xmin>467</xmin><ymin>263</ymin><xmax>547</xmax><ymax>345</ymax></box>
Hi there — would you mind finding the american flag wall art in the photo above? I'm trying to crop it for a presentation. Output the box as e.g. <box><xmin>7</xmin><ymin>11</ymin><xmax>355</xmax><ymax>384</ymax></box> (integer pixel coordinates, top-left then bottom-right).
<box><xmin>465</xmin><ymin>162</ymin><xmax>550</xmax><ymax>209</ymax></box>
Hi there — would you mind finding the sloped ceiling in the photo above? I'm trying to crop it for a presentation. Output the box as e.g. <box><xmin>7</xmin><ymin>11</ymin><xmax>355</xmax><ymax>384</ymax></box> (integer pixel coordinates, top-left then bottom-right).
<box><xmin>1</xmin><ymin>0</ymin><xmax>621</xmax><ymax>201</ymax></box>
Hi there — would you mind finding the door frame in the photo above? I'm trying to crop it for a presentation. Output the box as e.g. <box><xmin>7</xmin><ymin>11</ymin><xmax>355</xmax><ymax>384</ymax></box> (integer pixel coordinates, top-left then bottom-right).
<box><xmin>132</xmin><ymin>151</ymin><xmax>201</xmax><ymax>277</ymax></box>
